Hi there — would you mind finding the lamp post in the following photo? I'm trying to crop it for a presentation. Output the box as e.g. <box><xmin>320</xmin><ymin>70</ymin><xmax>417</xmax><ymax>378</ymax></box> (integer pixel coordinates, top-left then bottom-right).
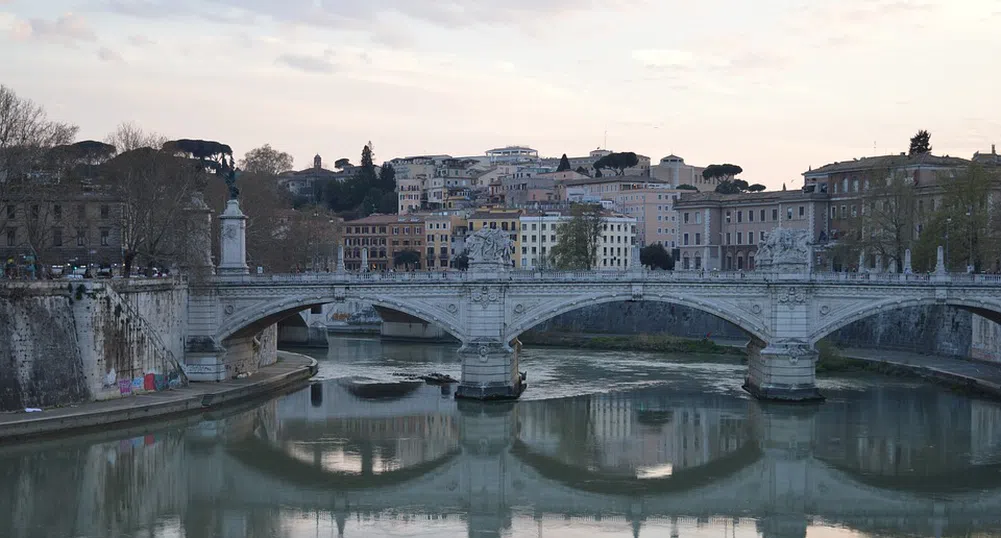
<box><xmin>946</xmin><ymin>217</ymin><xmax>951</xmax><ymax>273</ymax></box>
<box><xmin>967</xmin><ymin>206</ymin><xmax>974</xmax><ymax>273</ymax></box>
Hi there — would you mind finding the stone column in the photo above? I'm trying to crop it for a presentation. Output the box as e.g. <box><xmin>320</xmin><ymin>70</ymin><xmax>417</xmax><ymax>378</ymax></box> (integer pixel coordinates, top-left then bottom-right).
<box><xmin>874</xmin><ymin>254</ymin><xmax>883</xmax><ymax>273</ymax></box>
<box><xmin>935</xmin><ymin>245</ymin><xmax>946</xmax><ymax>274</ymax></box>
<box><xmin>336</xmin><ymin>245</ymin><xmax>345</xmax><ymax>272</ymax></box>
<box><xmin>744</xmin><ymin>336</ymin><xmax>823</xmax><ymax>402</ymax></box>
<box><xmin>217</xmin><ymin>199</ymin><xmax>249</xmax><ymax>275</ymax></box>
<box><xmin>360</xmin><ymin>247</ymin><xmax>369</xmax><ymax>272</ymax></box>
<box><xmin>904</xmin><ymin>249</ymin><xmax>913</xmax><ymax>274</ymax></box>
<box><xmin>858</xmin><ymin>251</ymin><xmax>866</xmax><ymax>272</ymax></box>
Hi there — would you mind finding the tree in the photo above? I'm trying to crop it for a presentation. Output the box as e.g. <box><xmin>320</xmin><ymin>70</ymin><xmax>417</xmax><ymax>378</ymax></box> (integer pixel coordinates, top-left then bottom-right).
<box><xmin>836</xmin><ymin>168</ymin><xmax>917</xmax><ymax>273</ymax></box>
<box><xmin>702</xmin><ymin>163</ymin><xmax>743</xmax><ymax>182</ymax></box>
<box><xmin>162</xmin><ymin>138</ymin><xmax>236</xmax><ymax>196</ymax></box>
<box><xmin>556</xmin><ymin>153</ymin><xmax>572</xmax><ymax>172</ymax></box>
<box><xmin>676</xmin><ymin>184</ymin><xmax>698</xmax><ymax>191</ymax></box>
<box><xmin>452</xmin><ymin>251</ymin><xmax>469</xmax><ymax>270</ymax></box>
<box><xmin>909</xmin><ymin>130</ymin><xmax>932</xmax><ymax>156</ymax></box>
<box><xmin>549</xmin><ymin>204</ymin><xmax>604</xmax><ymax>270</ymax></box>
<box><xmin>747</xmin><ymin>183</ymin><xmax>767</xmax><ymax>192</ymax></box>
<box><xmin>378</xmin><ymin>163</ymin><xmax>396</xmax><ymax>192</ymax></box>
<box><xmin>105</xmin><ymin>121</ymin><xmax>163</xmax><ymax>153</ymax></box>
<box><xmin>714</xmin><ymin>179</ymin><xmax>751</xmax><ymax>194</ymax></box>
<box><xmin>574</xmin><ymin>166</ymin><xmax>590</xmax><ymax>176</ymax></box>
<box><xmin>640</xmin><ymin>243</ymin><xmax>674</xmax><ymax>270</ymax></box>
<box><xmin>393</xmin><ymin>249</ymin><xmax>421</xmax><ymax>269</ymax></box>
<box><xmin>239</xmin><ymin>144</ymin><xmax>293</xmax><ymax>176</ymax></box>
<box><xmin>334</xmin><ymin>158</ymin><xmax>352</xmax><ymax>170</ymax></box>
<box><xmin>593</xmin><ymin>152</ymin><xmax>639</xmax><ymax>176</ymax></box>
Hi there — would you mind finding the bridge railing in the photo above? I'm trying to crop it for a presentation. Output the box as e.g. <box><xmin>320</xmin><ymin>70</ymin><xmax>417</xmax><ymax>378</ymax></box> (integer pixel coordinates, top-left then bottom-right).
<box><xmin>208</xmin><ymin>270</ymin><xmax>1001</xmax><ymax>286</ymax></box>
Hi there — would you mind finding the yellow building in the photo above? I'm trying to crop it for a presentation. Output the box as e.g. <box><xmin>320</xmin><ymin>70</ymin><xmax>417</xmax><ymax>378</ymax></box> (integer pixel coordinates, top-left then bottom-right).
<box><xmin>467</xmin><ymin>208</ymin><xmax>522</xmax><ymax>267</ymax></box>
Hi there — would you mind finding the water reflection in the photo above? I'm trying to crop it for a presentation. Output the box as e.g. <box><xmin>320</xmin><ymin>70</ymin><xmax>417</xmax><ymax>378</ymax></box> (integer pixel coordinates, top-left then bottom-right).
<box><xmin>4</xmin><ymin>380</ymin><xmax>1001</xmax><ymax>537</ymax></box>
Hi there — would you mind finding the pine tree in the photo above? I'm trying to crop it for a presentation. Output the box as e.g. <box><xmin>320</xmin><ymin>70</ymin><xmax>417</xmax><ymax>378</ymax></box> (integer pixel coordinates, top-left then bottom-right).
<box><xmin>557</xmin><ymin>153</ymin><xmax>571</xmax><ymax>172</ymax></box>
<box><xmin>909</xmin><ymin>130</ymin><xmax>932</xmax><ymax>155</ymax></box>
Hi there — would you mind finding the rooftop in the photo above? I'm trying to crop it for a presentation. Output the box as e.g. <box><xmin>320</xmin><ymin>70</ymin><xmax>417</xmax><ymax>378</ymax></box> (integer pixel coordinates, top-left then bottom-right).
<box><xmin>804</xmin><ymin>152</ymin><xmax>970</xmax><ymax>176</ymax></box>
<box><xmin>674</xmin><ymin>189</ymin><xmax>825</xmax><ymax>207</ymax></box>
<box><xmin>344</xmin><ymin>214</ymin><xmax>425</xmax><ymax>225</ymax></box>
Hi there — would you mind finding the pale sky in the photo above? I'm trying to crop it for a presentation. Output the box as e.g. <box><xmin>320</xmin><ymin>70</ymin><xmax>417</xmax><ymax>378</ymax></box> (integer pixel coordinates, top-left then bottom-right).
<box><xmin>2</xmin><ymin>0</ymin><xmax>999</xmax><ymax>189</ymax></box>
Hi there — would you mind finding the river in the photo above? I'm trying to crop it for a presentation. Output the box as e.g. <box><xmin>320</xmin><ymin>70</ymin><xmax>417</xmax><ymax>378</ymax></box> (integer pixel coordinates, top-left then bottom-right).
<box><xmin>3</xmin><ymin>336</ymin><xmax>1001</xmax><ymax>538</ymax></box>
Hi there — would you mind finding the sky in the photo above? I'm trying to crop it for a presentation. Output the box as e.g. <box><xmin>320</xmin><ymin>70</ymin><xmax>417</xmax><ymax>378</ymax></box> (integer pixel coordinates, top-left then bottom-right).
<box><xmin>1</xmin><ymin>0</ymin><xmax>999</xmax><ymax>189</ymax></box>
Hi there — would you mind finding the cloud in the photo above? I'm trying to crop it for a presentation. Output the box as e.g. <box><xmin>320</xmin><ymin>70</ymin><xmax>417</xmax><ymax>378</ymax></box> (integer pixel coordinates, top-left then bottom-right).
<box><xmin>276</xmin><ymin>53</ymin><xmax>335</xmax><ymax>74</ymax></box>
<box><xmin>631</xmin><ymin>49</ymin><xmax>698</xmax><ymax>70</ymax></box>
<box><xmin>9</xmin><ymin>12</ymin><xmax>97</xmax><ymax>46</ymax></box>
<box><xmin>127</xmin><ymin>34</ymin><xmax>155</xmax><ymax>47</ymax></box>
<box><xmin>98</xmin><ymin>46</ymin><xmax>125</xmax><ymax>63</ymax></box>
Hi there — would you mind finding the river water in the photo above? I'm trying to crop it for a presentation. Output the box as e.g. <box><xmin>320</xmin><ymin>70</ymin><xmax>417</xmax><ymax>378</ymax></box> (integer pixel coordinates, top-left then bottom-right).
<box><xmin>4</xmin><ymin>337</ymin><xmax>1001</xmax><ymax>538</ymax></box>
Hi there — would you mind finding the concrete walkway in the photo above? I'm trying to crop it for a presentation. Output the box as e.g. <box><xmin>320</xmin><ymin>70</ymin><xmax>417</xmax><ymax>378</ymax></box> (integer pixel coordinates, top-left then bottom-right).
<box><xmin>840</xmin><ymin>348</ymin><xmax>1001</xmax><ymax>397</ymax></box>
<box><xmin>0</xmin><ymin>352</ymin><xmax>318</xmax><ymax>443</ymax></box>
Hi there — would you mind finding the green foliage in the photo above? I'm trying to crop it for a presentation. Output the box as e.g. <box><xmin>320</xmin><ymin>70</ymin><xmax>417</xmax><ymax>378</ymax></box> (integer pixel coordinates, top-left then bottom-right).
<box><xmin>393</xmin><ymin>249</ymin><xmax>421</xmax><ymax>269</ymax></box>
<box><xmin>835</xmin><ymin>168</ymin><xmax>917</xmax><ymax>273</ymax></box>
<box><xmin>378</xmin><ymin>163</ymin><xmax>396</xmax><ymax>191</ymax></box>
<box><xmin>909</xmin><ymin>129</ymin><xmax>932</xmax><ymax>155</ymax></box>
<box><xmin>640</xmin><ymin>243</ymin><xmax>674</xmax><ymax>270</ymax></box>
<box><xmin>676</xmin><ymin>184</ymin><xmax>697</xmax><ymax>191</ymax></box>
<box><xmin>714</xmin><ymin>179</ymin><xmax>751</xmax><ymax>194</ymax></box>
<box><xmin>549</xmin><ymin>204</ymin><xmax>604</xmax><ymax>270</ymax></box>
<box><xmin>702</xmin><ymin>163</ymin><xmax>743</xmax><ymax>182</ymax></box>
<box><xmin>593</xmin><ymin>152</ymin><xmax>639</xmax><ymax>176</ymax></box>
<box><xmin>321</xmin><ymin>143</ymin><xmax>397</xmax><ymax>218</ymax></box>
<box><xmin>334</xmin><ymin>158</ymin><xmax>351</xmax><ymax>169</ymax></box>
<box><xmin>574</xmin><ymin>166</ymin><xmax>590</xmax><ymax>176</ymax></box>
<box><xmin>556</xmin><ymin>153</ymin><xmax>572</xmax><ymax>172</ymax></box>
<box><xmin>452</xmin><ymin>251</ymin><xmax>469</xmax><ymax>270</ymax></box>
<box><xmin>747</xmin><ymin>183</ymin><xmax>766</xmax><ymax>192</ymax></box>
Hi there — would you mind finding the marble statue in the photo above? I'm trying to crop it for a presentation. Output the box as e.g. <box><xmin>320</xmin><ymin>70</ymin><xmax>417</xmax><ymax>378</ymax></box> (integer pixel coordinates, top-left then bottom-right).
<box><xmin>756</xmin><ymin>228</ymin><xmax>812</xmax><ymax>273</ymax></box>
<box><xmin>466</xmin><ymin>228</ymin><xmax>513</xmax><ymax>269</ymax></box>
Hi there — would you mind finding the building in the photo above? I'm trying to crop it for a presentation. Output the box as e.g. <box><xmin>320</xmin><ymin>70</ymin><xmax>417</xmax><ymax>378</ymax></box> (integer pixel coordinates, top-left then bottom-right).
<box><xmin>650</xmin><ymin>155</ymin><xmax>708</xmax><ymax>188</ymax></box>
<box><xmin>499</xmin><ymin>175</ymin><xmax>557</xmax><ymax>206</ymax></box>
<box><xmin>485</xmin><ymin>146</ymin><xmax>539</xmax><ymax>164</ymax></box>
<box><xmin>277</xmin><ymin>155</ymin><xmax>356</xmax><ymax>199</ymax></box>
<box><xmin>342</xmin><ymin>214</ymin><xmax>426</xmax><ymax>271</ymax></box>
<box><xmin>613</xmin><ymin>187</ymin><xmax>684</xmax><ymax>249</ymax></box>
<box><xmin>540</xmin><ymin>149</ymin><xmax>651</xmax><ymax>177</ymax></box>
<box><xmin>674</xmin><ymin>190</ymin><xmax>830</xmax><ymax>271</ymax></box>
<box><xmin>424</xmin><ymin>211</ymin><xmax>468</xmax><ymax>270</ymax></box>
<box><xmin>517</xmin><ymin>209</ymin><xmax>637</xmax><ymax>270</ymax></box>
<box><xmin>1</xmin><ymin>182</ymin><xmax>123</xmax><ymax>275</ymax></box>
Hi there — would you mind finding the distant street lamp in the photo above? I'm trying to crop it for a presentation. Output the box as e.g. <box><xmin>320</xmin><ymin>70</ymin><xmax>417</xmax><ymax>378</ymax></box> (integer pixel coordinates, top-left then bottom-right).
<box><xmin>967</xmin><ymin>207</ymin><xmax>974</xmax><ymax>273</ymax></box>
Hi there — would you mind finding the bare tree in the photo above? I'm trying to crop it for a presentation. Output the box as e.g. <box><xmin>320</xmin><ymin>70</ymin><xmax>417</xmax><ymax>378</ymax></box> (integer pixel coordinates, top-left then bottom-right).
<box><xmin>838</xmin><ymin>168</ymin><xmax>917</xmax><ymax>272</ymax></box>
<box><xmin>104</xmin><ymin>121</ymin><xmax>165</xmax><ymax>153</ymax></box>
<box><xmin>239</xmin><ymin>144</ymin><xmax>293</xmax><ymax>176</ymax></box>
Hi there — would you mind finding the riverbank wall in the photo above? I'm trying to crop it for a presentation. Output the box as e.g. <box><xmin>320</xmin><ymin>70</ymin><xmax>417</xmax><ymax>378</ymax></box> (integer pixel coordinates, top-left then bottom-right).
<box><xmin>524</xmin><ymin>302</ymin><xmax>972</xmax><ymax>357</ymax></box>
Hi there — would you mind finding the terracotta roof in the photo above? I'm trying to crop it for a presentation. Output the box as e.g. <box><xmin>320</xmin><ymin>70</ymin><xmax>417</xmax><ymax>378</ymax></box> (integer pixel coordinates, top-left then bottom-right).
<box><xmin>344</xmin><ymin>214</ymin><xmax>425</xmax><ymax>224</ymax></box>
<box><xmin>674</xmin><ymin>189</ymin><xmax>824</xmax><ymax>207</ymax></box>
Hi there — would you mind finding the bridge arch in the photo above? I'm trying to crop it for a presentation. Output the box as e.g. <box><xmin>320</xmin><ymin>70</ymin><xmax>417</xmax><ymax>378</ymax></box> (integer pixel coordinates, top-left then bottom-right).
<box><xmin>215</xmin><ymin>294</ymin><xmax>463</xmax><ymax>343</ymax></box>
<box><xmin>809</xmin><ymin>296</ymin><xmax>1001</xmax><ymax>345</ymax></box>
<box><xmin>504</xmin><ymin>292</ymin><xmax>769</xmax><ymax>344</ymax></box>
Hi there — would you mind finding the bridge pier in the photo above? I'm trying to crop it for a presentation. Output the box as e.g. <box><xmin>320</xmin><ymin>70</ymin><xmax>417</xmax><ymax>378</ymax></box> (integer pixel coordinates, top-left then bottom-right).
<box><xmin>456</xmin><ymin>340</ymin><xmax>524</xmax><ymax>400</ymax></box>
<box><xmin>744</xmin><ymin>338</ymin><xmax>823</xmax><ymax>402</ymax></box>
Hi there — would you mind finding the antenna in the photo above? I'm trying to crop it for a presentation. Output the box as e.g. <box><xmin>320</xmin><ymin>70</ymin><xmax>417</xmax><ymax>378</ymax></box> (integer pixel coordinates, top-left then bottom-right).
<box><xmin>873</xmin><ymin>140</ymin><xmax>877</xmax><ymax>156</ymax></box>
<box><xmin>603</xmin><ymin>126</ymin><xmax>607</xmax><ymax>150</ymax></box>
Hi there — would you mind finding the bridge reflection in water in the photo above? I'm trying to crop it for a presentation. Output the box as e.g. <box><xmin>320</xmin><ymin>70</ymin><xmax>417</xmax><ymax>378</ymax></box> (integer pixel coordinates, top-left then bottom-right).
<box><xmin>4</xmin><ymin>382</ymin><xmax>1001</xmax><ymax>538</ymax></box>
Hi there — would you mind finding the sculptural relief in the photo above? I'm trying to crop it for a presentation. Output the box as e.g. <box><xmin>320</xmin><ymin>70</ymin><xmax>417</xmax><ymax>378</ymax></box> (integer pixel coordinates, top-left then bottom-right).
<box><xmin>466</xmin><ymin>228</ymin><xmax>513</xmax><ymax>269</ymax></box>
<box><xmin>756</xmin><ymin>228</ymin><xmax>811</xmax><ymax>273</ymax></box>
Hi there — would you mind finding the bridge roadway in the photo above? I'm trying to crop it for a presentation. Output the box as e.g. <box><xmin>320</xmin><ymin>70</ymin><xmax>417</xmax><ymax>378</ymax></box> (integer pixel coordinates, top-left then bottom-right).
<box><xmin>186</xmin><ymin>266</ymin><xmax>1001</xmax><ymax>401</ymax></box>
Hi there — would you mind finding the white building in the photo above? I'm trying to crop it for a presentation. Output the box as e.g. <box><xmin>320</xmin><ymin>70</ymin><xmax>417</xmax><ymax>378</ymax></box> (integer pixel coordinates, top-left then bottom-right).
<box><xmin>517</xmin><ymin>211</ymin><xmax>637</xmax><ymax>270</ymax></box>
<box><xmin>485</xmin><ymin>146</ymin><xmax>539</xmax><ymax>164</ymax></box>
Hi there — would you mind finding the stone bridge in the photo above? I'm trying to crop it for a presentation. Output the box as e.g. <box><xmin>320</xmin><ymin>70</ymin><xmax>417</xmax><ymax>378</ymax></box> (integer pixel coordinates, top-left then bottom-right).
<box><xmin>185</xmin><ymin>200</ymin><xmax>1001</xmax><ymax>401</ymax></box>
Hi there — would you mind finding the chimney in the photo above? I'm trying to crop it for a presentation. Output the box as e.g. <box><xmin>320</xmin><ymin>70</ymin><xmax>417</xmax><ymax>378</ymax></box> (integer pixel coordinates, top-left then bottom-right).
<box><xmin>314</xmin><ymin>154</ymin><xmax>322</xmax><ymax>170</ymax></box>
<box><xmin>993</xmin><ymin>144</ymin><xmax>996</xmax><ymax>155</ymax></box>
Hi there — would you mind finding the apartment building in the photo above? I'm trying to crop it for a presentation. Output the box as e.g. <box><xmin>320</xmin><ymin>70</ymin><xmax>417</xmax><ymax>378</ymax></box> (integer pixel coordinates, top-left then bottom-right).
<box><xmin>342</xmin><ymin>214</ymin><xmax>426</xmax><ymax>271</ymax></box>
<box><xmin>612</xmin><ymin>187</ymin><xmax>683</xmax><ymax>249</ymax></box>
<box><xmin>424</xmin><ymin>212</ymin><xmax>468</xmax><ymax>270</ymax></box>
<box><xmin>517</xmin><ymin>210</ymin><xmax>637</xmax><ymax>270</ymax></box>
<box><xmin>674</xmin><ymin>190</ymin><xmax>830</xmax><ymax>271</ymax></box>
<box><xmin>649</xmin><ymin>154</ymin><xmax>709</xmax><ymax>188</ymax></box>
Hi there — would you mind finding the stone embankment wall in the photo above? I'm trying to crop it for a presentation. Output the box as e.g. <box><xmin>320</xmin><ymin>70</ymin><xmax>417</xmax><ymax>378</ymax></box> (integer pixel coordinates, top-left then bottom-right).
<box><xmin>0</xmin><ymin>280</ymin><xmax>187</xmax><ymax>411</ymax></box>
<box><xmin>526</xmin><ymin>302</ymin><xmax>972</xmax><ymax>357</ymax></box>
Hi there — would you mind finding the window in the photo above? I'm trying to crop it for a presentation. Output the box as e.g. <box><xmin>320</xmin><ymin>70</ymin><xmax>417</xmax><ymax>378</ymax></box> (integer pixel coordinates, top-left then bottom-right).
<box><xmin>695</xmin><ymin>212</ymin><xmax>701</xmax><ymax>224</ymax></box>
<box><xmin>393</xmin><ymin>226</ymin><xmax>399</xmax><ymax>234</ymax></box>
<box><xmin>683</xmin><ymin>233</ymin><xmax>689</xmax><ymax>246</ymax></box>
<box><xmin>737</xmin><ymin>232</ymin><xmax>744</xmax><ymax>245</ymax></box>
<box><xmin>798</xmin><ymin>206</ymin><xmax>805</xmax><ymax>217</ymax></box>
<box><xmin>840</xmin><ymin>205</ymin><xmax>847</xmax><ymax>219</ymax></box>
<box><xmin>404</xmin><ymin>226</ymin><xmax>410</xmax><ymax>234</ymax></box>
<box><xmin>531</xmin><ymin>223</ymin><xmax>537</xmax><ymax>231</ymax></box>
<box><xmin>5</xmin><ymin>228</ymin><xmax>15</xmax><ymax>246</ymax></box>
<box><xmin>726</xmin><ymin>232</ymin><xmax>731</xmax><ymax>245</ymax></box>
<box><xmin>695</xmin><ymin>233</ymin><xmax>701</xmax><ymax>245</ymax></box>
<box><xmin>851</xmin><ymin>205</ymin><xmax>858</xmax><ymax>218</ymax></box>
<box><xmin>522</xmin><ymin>235</ymin><xmax>528</xmax><ymax>243</ymax></box>
<box><xmin>683</xmin><ymin>213</ymin><xmax>690</xmax><ymax>224</ymax></box>
<box><xmin>737</xmin><ymin>211</ymin><xmax>743</xmax><ymax>223</ymax></box>
<box><xmin>695</xmin><ymin>256</ymin><xmax>702</xmax><ymax>270</ymax></box>
<box><xmin>100</xmin><ymin>229</ymin><xmax>110</xmax><ymax>246</ymax></box>
<box><xmin>77</xmin><ymin>229</ymin><xmax>85</xmax><ymax>246</ymax></box>
<box><xmin>831</xmin><ymin>207</ymin><xmax>837</xmax><ymax>219</ymax></box>
<box><xmin>748</xmin><ymin>210</ymin><xmax>754</xmax><ymax>222</ymax></box>
<box><xmin>786</xmin><ymin>208</ymin><xmax>793</xmax><ymax>220</ymax></box>
<box><xmin>771</xmin><ymin>209</ymin><xmax>778</xmax><ymax>221</ymax></box>
<box><xmin>725</xmin><ymin>211</ymin><xmax>731</xmax><ymax>224</ymax></box>
<box><xmin>760</xmin><ymin>231</ymin><xmax>766</xmax><ymax>242</ymax></box>
<box><xmin>501</xmin><ymin>222</ymin><xmax>508</xmax><ymax>231</ymax></box>
<box><xmin>52</xmin><ymin>228</ymin><xmax>62</xmax><ymax>247</ymax></box>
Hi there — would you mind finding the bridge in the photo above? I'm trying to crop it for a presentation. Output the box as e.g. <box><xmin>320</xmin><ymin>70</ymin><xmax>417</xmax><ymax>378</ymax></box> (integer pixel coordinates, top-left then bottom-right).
<box><xmin>185</xmin><ymin>200</ymin><xmax>1001</xmax><ymax>401</ymax></box>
